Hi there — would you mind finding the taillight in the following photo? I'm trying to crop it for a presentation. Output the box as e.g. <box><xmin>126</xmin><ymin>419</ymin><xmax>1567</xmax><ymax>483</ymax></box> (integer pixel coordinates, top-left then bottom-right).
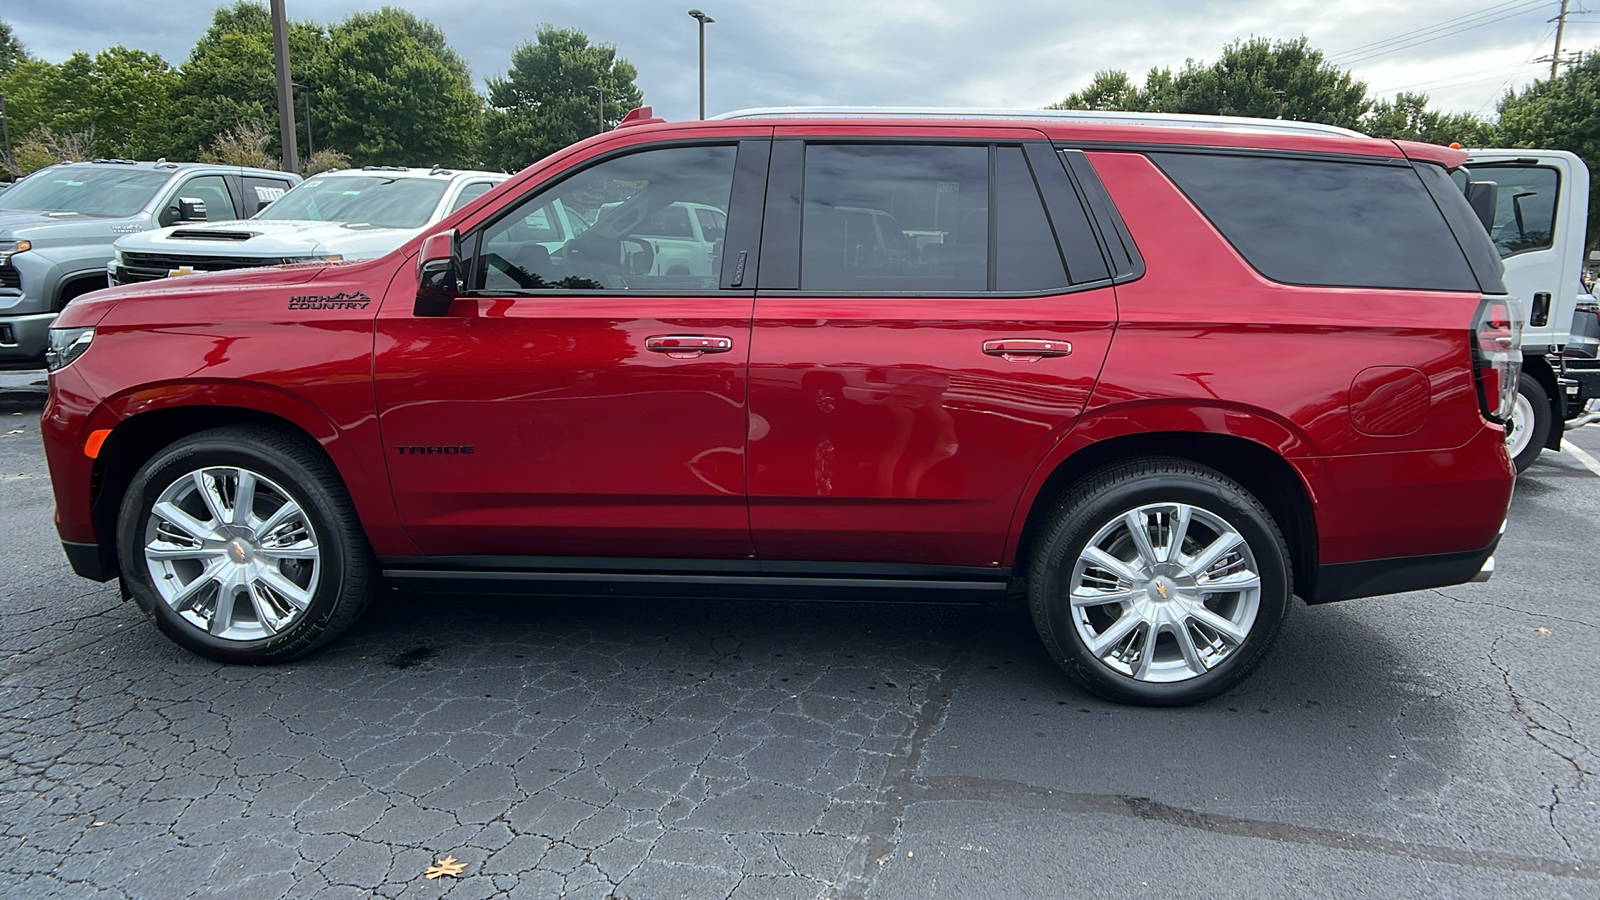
<box><xmin>1471</xmin><ymin>296</ymin><xmax>1522</xmax><ymax>423</ymax></box>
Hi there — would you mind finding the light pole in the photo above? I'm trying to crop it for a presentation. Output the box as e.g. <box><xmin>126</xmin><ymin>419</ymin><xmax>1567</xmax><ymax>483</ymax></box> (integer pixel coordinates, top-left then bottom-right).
<box><xmin>269</xmin><ymin>0</ymin><xmax>299</xmax><ymax>173</ymax></box>
<box><xmin>687</xmin><ymin>9</ymin><xmax>714</xmax><ymax>119</ymax></box>
<box><xmin>589</xmin><ymin>84</ymin><xmax>605</xmax><ymax>133</ymax></box>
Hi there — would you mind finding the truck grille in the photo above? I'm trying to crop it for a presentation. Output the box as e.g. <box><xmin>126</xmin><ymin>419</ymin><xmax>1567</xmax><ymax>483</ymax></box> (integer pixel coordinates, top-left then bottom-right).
<box><xmin>116</xmin><ymin>252</ymin><xmax>291</xmax><ymax>284</ymax></box>
<box><xmin>0</xmin><ymin>265</ymin><xmax>18</xmax><ymax>292</ymax></box>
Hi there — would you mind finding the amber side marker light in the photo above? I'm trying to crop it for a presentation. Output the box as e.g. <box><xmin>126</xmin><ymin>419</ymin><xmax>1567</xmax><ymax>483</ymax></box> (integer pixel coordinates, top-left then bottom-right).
<box><xmin>1450</xmin><ymin>142</ymin><xmax>1463</xmax><ymax>149</ymax></box>
<box><xmin>84</xmin><ymin>429</ymin><xmax>112</xmax><ymax>459</ymax></box>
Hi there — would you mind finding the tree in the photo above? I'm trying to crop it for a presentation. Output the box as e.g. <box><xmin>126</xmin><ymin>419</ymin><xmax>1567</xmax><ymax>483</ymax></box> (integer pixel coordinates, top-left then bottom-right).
<box><xmin>313</xmin><ymin>9</ymin><xmax>482</xmax><ymax>167</ymax></box>
<box><xmin>166</xmin><ymin>2</ymin><xmax>331</xmax><ymax>165</ymax></box>
<box><xmin>0</xmin><ymin>20</ymin><xmax>30</xmax><ymax>78</ymax></box>
<box><xmin>0</xmin><ymin>47</ymin><xmax>176</xmax><ymax>160</ymax></box>
<box><xmin>1050</xmin><ymin>70</ymin><xmax>1145</xmax><ymax>112</ymax></box>
<box><xmin>1050</xmin><ymin>36</ymin><xmax>1370</xmax><ymax>129</ymax></box>
<box><xmin>482</xmin><ymin>26</ymin><xmax>643</xmax><ymax>172</ymax></box>
<box><xmin>1365</xmin><ymin>92</ymin><xmax>1496</xmax><ymax>146</ymax></box>
<box><xmin>1497</xmin><ymin>53</ymin><xmax>1600</xmax><ymax>248</ymax></box>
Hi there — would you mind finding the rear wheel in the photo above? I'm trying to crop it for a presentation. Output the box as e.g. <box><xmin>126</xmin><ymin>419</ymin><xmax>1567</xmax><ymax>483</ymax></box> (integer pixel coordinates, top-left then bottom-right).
<box><xmin>1506</xmin><ymin>373</ymin><xmax>1550</xmax><ymax>474</ymax></box>
<box><xmin>1028</xmin><ymin>457</ymin><xmax>1291</xmax><ymax>706</ymax></box>
<box><xmin>117</xmin><ymin>425</ymin><xmax>376</xmax><ymax>663</ymax></box>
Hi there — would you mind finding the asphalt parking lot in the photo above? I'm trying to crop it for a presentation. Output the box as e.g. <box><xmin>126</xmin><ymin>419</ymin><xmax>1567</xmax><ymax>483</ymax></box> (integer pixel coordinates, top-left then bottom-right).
<box><xmin>2</xmin><ymin>370</ymin><xmax>1597</xmax><ymax>899</ymax></box>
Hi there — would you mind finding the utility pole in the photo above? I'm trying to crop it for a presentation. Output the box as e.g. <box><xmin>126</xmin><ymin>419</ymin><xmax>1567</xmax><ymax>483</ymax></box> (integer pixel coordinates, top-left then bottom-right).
<box><xmin>270</xmin><ymin>0</ymin><xmax>300</xmax><ymax>173</ymax></box>
<box><xmin>1552</xmin><ymin>0</ymin><xmax>1571</xmax><ymax>80</ymax></box>
<box><xmin>590</xmin><ymin>84</ymin><xmax>605</xmax><ymax>133</ymax></box>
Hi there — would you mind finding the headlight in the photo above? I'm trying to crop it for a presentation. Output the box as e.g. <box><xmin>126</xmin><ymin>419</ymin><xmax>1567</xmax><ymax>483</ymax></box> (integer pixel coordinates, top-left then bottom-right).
<box><xmin>46</xmin><ymin>327</ymin><xmax>95</xmax><ymax>372</ymax></box>
<box><xmin>0</xmin><ymin>239</ymin><xmax>30</xmax><ymax>264</ymax></box>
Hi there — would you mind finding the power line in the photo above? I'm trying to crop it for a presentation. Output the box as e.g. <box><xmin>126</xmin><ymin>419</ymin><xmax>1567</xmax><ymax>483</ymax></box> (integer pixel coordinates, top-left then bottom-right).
<box><xmin>1330</xmin><ymin>0</ymin><xmax>1544</xmax><ymax>61</ymax></box>
<box><xmin>1334</xmin><ymin>2</ymin><xmax>1552</xmax><ymax>66</ymax></box>
<box><xmin>1370</xmin><ymin>59</ymin><xmax>1546</xmax><ymax>96</ymax></box>
<box><xmin>1475</xmin><ymin>22</ymin><xmax>1557</xmax><ymax>114</ymax></box>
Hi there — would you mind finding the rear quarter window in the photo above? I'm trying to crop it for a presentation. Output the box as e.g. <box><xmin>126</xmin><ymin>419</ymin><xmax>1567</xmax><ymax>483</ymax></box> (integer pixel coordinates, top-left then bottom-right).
<box><xmin>1150</xmin><ymin>152</ymin><xmax>1479</xmax><ymax>293</ymax></box>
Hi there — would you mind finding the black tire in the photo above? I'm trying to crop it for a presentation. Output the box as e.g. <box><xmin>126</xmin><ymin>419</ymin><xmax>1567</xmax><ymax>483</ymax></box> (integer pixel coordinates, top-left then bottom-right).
<box><xmin>116</xmin><ymin>425</ymin><xmax>376</xmax><ymax>663</ymax></box>
<box><xmin>1509</xmin><ymin>373</ymin><xmax>1551</xmax><ymax>474</ymax></box>
<box><xmin>1028</xmin><ymin>457</ymin><xmax>1291</xmax><ymax>706</ymax></box>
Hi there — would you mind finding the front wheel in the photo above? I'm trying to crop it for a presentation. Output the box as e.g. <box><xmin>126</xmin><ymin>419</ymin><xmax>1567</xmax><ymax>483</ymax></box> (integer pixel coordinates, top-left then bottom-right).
<box><xmin>116</xmin><ymin>425</ymin><xmax>376</xmax><ymax>663</ymax></box>
<box><xmin>1028</xmin><ymin>458</ymin><xmax>1291</xmax><ymax>706</ymax></box>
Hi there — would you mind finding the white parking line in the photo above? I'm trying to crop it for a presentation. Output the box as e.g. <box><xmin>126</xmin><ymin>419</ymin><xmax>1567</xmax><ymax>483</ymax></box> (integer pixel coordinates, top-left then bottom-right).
<box><xmin>1562</xmin><ymin>440</ymin><xmax>1600</xmax><ymax>478</ymax></box>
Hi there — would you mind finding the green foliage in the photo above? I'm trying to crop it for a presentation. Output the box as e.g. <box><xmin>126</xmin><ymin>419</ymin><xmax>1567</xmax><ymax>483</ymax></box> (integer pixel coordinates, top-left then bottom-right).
<box><xmin>1049</xmin><ymin>70</ymin><xmax>1144</xmax><ymax>112</ymax></box>
<box><xmin>0</xmin><ymin>19</ymin><xmax>30</xmax><ymax>78</ymax></box>
<box><xmin>1</xmin><ymin>127</ymin><xmax>95</xmax><ymax>177</ymax></box>
<box><xmin>482</xmin><ymin>25</ymin><xmax>644</xmax><ymax>172</ymax></box>
<box><xmin>1366</xmin><ymin>92</ymin><xmax>1497</xmax><ymax>146</ymax></box>
<box><xmin>0</xmin><ymin>47</ymin><xmax>177</xmax><ymax>160</ymax></box>
<box><xmin>1497</xmin><ymin>53</ymin><xmax>1600</xmax><ymax>248</ymax></box>
<box><xmin>1051</xmin><ymin>37</ymin><xmax>1370</xmax><ymax>128</ymax></box>
<box><xmin>315</xmin><ymin>10</ymin><xmax>483</xmax><ymax>167</ymax></box>
<box><xmin>197</xmin><ymin>121</ymin><xmax>279</xmax><ymax>169</ymax></box>
<box><xmin>302</xmin><ymin>148</ymin><xmax>350</xmax><ymax>176</ymax></box>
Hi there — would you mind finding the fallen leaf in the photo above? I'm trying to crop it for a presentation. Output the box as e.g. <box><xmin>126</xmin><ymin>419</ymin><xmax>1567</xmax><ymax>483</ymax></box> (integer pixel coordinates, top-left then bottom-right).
<box><xmin>1536</xmin><ymin>627</ymin><xmax>1551</xmax><ymax>634</ymax></box>
<box><xmin>425</xmin><ymin>856</ymin><xmax>466</xmax><ymax>880</ymax></box>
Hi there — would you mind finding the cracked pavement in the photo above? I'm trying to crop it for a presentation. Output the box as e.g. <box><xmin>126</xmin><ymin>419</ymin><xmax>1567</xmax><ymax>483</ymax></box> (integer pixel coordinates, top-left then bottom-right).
<box><xmin>2</xmin><ymin>371</ymin><xmax>1597</xmax><ymax>898</ymax></box>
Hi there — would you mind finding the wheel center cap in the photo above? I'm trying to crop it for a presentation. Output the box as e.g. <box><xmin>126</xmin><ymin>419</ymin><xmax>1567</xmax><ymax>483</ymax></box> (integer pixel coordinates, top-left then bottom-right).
<box><xmin>228</xmin><ymin>539</ymin><xmax>253</xmax><ymax>564</ymax></box>
<box><xmin>1146</xmin><ymin>576</ymin><xmax>1177</xmax><ymax>603</ymax></box>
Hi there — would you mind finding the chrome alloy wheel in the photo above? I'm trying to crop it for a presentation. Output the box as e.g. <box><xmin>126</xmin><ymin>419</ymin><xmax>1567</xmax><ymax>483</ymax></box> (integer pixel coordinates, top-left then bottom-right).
<box><xmin>1505</xmin><ymin>389</ymin><xmax>1535</xmax><ymax>460</ymax></box>
<box><xmin>142</xmin><ymin>467</ymin><xmax>321</xmax><ymax>641</ymax></box>
<box><xmin>1068</xmin><ymin>502</ymin><xmax>1261</xmax><ymax>683</ymax></box>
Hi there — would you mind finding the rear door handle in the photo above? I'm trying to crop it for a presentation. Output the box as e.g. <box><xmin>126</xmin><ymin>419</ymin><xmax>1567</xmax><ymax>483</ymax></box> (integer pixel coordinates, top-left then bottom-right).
<box><xmin>983</xmin><ymin>338</ymin><xmax>1072</xmax><ymax>362</ymax></box>
<box><xmin>646</xmin><ymin>334</ymin><xmax>734</xmax><ymax>359</ymax></box>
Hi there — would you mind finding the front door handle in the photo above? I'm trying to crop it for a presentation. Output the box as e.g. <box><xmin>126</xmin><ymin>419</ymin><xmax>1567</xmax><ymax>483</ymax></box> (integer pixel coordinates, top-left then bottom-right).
<box><xmin>983</xmin><ymin>338</ymin><xmax>1072</xmax><ymax>362</ymax></box>
<box><xmin>646</xmin><ymin>334</ymin><xmax>734</xmax><ymax>359</ymax></box>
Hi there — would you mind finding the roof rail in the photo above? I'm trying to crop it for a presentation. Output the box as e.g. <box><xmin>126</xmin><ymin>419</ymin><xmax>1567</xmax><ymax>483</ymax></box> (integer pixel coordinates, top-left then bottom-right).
<box><xmin>711</xmin><ymin>107</ymin><xmax>1368</xmax><ymax>138</ymax></box>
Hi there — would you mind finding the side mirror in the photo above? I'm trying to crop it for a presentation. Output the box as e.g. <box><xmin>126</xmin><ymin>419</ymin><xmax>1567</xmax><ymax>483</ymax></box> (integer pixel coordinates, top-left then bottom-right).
<box><xmin>414</xmin><ymin>230</ymin><xmax>461</xmax><ymax>317</ymax></box>
<box><xmin>1465</xmin><ymin>180</ymin><xmax>1497</xmax><ymax>233</ymax></box>
<box><xmin>177</xmin><ymin>197</ymin><xmax>208</xmax><ymax>223</ymax></box>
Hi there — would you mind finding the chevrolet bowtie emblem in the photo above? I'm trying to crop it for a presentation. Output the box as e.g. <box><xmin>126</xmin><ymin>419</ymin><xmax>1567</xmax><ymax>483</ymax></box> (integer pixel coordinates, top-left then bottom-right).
<box><xmin>1156</xmin><ymin>582</ymin><xmax>1168</xmax><ymax>599</ymax></box>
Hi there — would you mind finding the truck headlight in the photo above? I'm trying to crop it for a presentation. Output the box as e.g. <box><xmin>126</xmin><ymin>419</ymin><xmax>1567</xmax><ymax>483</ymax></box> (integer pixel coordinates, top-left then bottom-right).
<box><xmin>46</xmin><ymin>327</ymin><xmax>95</xmax><ymax>372</ymax></box>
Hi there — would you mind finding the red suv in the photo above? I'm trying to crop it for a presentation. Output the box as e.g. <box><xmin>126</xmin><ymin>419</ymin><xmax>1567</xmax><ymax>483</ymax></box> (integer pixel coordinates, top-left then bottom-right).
<box><xmin>41</xmin><ymin>108</ymin><xmax>1520</xmax><ymax>705</ymax></box>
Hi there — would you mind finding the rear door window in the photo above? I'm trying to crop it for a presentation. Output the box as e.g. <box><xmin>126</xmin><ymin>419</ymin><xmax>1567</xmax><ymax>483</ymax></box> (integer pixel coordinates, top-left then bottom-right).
<box><xmin>800</xmin><ymin>144</ymin><xmax>989</xmax><ymax>293</ymax></box>
<box><xmin>1151</xmin><ymin>152</ymin><xmax>1479</xmax><ymax>292</ymax></box>
<box><xmin>242</xmin><ymin>177</ymin><xmax>293</xmax><ymax>217</ymax></box>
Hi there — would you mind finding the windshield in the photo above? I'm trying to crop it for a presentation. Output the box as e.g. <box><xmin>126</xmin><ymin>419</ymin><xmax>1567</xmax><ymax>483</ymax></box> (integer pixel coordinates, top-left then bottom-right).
<box><xmin>0</xmin><ymin>167</ymin><xmax>171</xmax><ymax>217</ymax></box>
<box><xmin>256</xmin><ymin>175</ymin><xmax>449</xmax><ymax>228</ymax></box>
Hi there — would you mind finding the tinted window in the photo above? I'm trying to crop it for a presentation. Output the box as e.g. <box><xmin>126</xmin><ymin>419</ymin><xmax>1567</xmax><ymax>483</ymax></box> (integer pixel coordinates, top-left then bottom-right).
<box><xmin>1473</xmin><ymin>164</ymin><xmax>1559</xmax><ymax>257</ymax></box>
<box><xmin>801</xmin><ymin>144</ymin><xmax>988</xmax><ymax>292</ymax></box>
<box><xmin>472</xmin><ymin>144</ymin><xmax>736</xmax><ymax>292</ymax></box>
<box><xmin>1152</xmin><ymin>152</ymin><xmax>1478</xmax><ymax>292</ymax></box>
<box><xmin>243</xmin><ymin>177</ymin><xmax>292</xmax><ymax>216</ymax></box>
<box><xmin>177</xmin><ymin>175</ymin><xmax>238</xmax><ymax>221</ymax></box>
<box><xmin>995</xmin><ymin>147</ymin><xmax>1069</xmax><ymax>292</ymax></box>
<box><xmin>0</xmin><ymin>166</ymin><xmax>170</xmax><ymax>217</ymax></box>
<box><xmin>449</xmin><ymin>181</ymin><xmax>496</xmax><ymax>213</ymax></box>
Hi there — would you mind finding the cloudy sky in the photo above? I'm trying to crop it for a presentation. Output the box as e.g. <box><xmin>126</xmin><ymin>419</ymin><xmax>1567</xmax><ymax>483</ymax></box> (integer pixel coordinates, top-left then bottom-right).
<box><xmin>7</xmin><ymin>0</ymin><xmax>1595</xmax><ymax>122</ymax></box>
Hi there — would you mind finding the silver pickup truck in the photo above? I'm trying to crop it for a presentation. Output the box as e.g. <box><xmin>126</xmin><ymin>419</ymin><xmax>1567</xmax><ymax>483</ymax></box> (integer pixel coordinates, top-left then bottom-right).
<box><xmin>0</xmin><ymin>159</ymin><xmax>299</xmax><ymax>369</ymax></box>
